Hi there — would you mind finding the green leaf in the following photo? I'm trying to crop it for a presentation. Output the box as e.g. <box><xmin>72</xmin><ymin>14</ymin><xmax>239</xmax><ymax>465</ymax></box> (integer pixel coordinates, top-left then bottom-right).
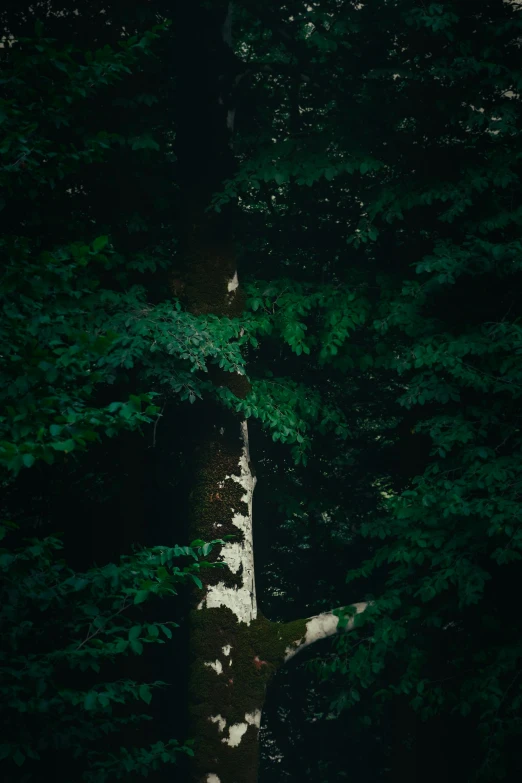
<box><xmin>159</xmin><ymin>624</ymin><xmax>173</xmax><ymax>640</ymax></box>
<box><xmin>134</xmin><ymin>590</ymin><xmax>149</xmax><ymax>605</ymax></box>
<box><xmin>92</xmin><ymin>235</ymin><xmax>109</xmax><ymax>252</ymax></box>
<box><xmin>84</xmin><ymin>691</ymin><xmax>98</xmax><ymax>711</ymax></box>
<box><xmin>13</xmin><ymin>749</ymin><xmax>26</xmax><ymax>767</ymax></box>
<box><xmin>53</xmin><ymin>59</ymin><xmax>69</xmax><ymax>73</ymax></box>
<box><xmin>51</xmin><ymin>439</ymin><xmax>76</xmax><ymax>452</ymax></box>
<box><xmin>130</xmin><ymin>135</ymin><xmax>160</xmax><ymax>151</ymax></box>
<box><xmin>128</xmin><ymin>625</ymin><xmax>141</xmax><ymax>641</ymax></box>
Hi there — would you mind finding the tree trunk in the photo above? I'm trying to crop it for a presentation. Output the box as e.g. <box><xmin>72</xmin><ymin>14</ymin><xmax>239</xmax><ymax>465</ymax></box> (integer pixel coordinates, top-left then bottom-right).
<box><xmin>174</xmin><ymin>5</ymin><xmax>368</xmax><ymax>780</ymax></box>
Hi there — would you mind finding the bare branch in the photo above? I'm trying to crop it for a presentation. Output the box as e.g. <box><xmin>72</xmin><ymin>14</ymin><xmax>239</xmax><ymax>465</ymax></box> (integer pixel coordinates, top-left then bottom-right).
<box><xmin>283</xmin><ymin>602</ymin><xmax>371</xmax><ymax>663</ymax></box>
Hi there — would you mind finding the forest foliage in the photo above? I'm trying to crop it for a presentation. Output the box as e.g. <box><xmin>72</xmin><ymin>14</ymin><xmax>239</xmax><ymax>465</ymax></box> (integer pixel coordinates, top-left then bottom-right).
<box><xmin>1</xmin><ymin>1</ymin><xmax>522</xmax><ymax>782</ymax></box>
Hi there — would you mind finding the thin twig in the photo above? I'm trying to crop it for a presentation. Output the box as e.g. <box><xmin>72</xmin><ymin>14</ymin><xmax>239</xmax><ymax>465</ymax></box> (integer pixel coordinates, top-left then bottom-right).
<box><xmin>75</xmin><ymin>600</ymin><xmax>131</xmax><ymax>651</ymax></box>
<box><xmin>152</xmin><ymin>405</ymin><xmax>165</xmax><ymax>448</ymax></box>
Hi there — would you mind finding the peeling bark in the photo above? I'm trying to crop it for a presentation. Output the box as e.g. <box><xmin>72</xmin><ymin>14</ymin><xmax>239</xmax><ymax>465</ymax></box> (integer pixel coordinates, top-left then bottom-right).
<box><xmin>196</xmin><ymin>420</ymin><xmax>257</xmax><ymax>625</ymax></box>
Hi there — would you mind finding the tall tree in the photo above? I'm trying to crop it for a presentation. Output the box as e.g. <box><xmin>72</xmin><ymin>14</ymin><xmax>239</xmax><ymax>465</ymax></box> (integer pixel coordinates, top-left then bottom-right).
<box><xmin>171</xmin><ymin>4</ymin><xmax>370</xmax><ymax>781</ymax></box>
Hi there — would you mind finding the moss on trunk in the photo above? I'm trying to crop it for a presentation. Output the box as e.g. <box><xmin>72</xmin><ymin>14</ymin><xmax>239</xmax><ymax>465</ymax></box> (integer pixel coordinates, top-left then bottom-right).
<box><xmin>189</xmin><ymin>607</ymin><xmax>308</xmax><ymax>783</ymax></box>
<box><xmin>188</xmin><ymin>416</ymin><xmax>247</xmax><ymax>591</ymax></box>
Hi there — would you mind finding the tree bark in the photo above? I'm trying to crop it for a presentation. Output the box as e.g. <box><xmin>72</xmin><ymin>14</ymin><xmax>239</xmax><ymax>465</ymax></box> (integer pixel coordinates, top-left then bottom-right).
<box><xmin>173</xmin><ymin>5</ymin><xmax>369</xmax><ymax>780</ymax></box>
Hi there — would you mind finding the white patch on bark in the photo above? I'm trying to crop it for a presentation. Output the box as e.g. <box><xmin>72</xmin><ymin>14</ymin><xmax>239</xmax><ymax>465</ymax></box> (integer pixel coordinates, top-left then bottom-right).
<box><xmin>221</xmin><ymin>3</ymin><xmax>233</xmax><ymax>46</ymax></box>
<box><xmin>204</xmin><ymin>659</ymin><xmax>223</xmax><ymax>675</ymax></box>
<box><xmin>284</xmin><ymin>603</ymin><xmax>370</xmax><ymax>662</ymax></box>
<box><xmin>246</xmin><ymin>709</ymin><xmax>262</xmax><ymax>728</ymax></box>
<box><xmin>223</xmin><ymin>722</ymin><xmax>248</xmax><ymax>747</ymax></box>
<box><xmin>226</xmin><ymin>108</ymin><xmax>236</xmax><ymax>131</ymax></box>
<box><xmin>222</xmin><ymin>644</ymin><xmax>231</xmax><ymax>656</ymax></box>
<box><xmin>209</xmin><ymin>714</ymin><xmax>227</xmax><ymax>733</ymax></box>
<box><xmin>222</xmin><ymin>710</ymin><xmax>262</xmax><ymax>747</ymax></box>
<box><xmin>219</xmin><ymin>541</ymin><xmax>243</xmax><ymax>574</ymax></box>
<box><xmin>227</xmin><ymin>270</ymin><xmax>239</xmax><ymax>292</ymax></box>
<box><xmin>198</xmin><ymin>421</ymin><xmax>257</xmax><ymax>625</ymax></box>
<box><xmin>206</xmin><ymin>776</ymin><xmax>221</xmax><ymax>783</ymax></box>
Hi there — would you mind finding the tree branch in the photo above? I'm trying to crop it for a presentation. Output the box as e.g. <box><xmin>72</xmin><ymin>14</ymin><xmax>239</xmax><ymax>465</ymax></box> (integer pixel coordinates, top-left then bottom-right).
<box><xmin>282</xmin><ymin>602</ymin><xmax>370</xmax><ymax>663</ymax></box>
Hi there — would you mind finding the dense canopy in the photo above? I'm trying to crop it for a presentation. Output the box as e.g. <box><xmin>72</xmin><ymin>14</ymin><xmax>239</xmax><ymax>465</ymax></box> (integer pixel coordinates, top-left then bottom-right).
<box><xmin>1</xmin><ymin>2</ymin><xmax>522</xmax><ymax>782</ymax></box>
